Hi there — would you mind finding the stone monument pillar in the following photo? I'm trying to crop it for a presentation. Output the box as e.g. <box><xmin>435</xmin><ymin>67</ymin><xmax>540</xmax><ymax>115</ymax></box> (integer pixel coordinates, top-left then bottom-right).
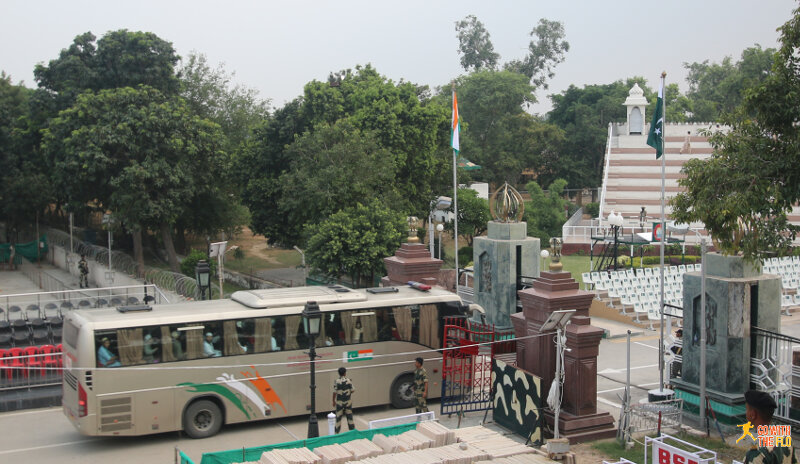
<box><xmin>473</xmin><ymin>183</ymin><xmax>539</xmax><ymax>328</ymax></box>
<box><xmin>382</xmin><ymin>217</ymin><xmax>443</xmax><ymax>287</ymax></box>
<box><xmin>511</xmin><ymin>271</ymin><xmax>616</xmax><ymax>442</ymax></box>
<box><xmin>673</xmin><ymin>253</ymin><xmax>782</xmax><ymax>422</ymax></box>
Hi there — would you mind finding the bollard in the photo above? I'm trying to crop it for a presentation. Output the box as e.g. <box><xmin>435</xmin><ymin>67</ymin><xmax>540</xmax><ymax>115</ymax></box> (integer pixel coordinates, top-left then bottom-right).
<box><xmin>328</xmin><ymin>412</ymin><xmax>336</xmax><ymax>435</ymax></box>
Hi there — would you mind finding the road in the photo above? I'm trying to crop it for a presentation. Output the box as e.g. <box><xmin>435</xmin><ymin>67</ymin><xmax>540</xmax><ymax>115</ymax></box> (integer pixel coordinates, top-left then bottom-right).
<box><xmin>0</xmin><ymin>402</ymin><xmax>439</xmax><ymax>463</ymax></box>
<box><xmin>4</xmin><ymin>315</ymin><xmax>800</xmax><ymax>462</ymax></box>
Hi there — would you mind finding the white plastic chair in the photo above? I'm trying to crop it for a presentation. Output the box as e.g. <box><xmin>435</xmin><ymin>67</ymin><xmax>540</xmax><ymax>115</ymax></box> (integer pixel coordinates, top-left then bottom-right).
<box><xmin>646</xmin><ymin>302</ymin><xmax>661</xmax><ymax>330</ymax></box>
<box><xmin>582</xmin><ymin>272</ymin><xmax>594</xmax><ymax>291</ymax></box>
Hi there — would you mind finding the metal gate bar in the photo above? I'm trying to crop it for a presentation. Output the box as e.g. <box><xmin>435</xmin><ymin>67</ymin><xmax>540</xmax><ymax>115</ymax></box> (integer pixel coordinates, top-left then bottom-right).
<box><xmin>441</xmin><ymin>317</ymin><xmax>495</xmax><ymax>415</ymax></box>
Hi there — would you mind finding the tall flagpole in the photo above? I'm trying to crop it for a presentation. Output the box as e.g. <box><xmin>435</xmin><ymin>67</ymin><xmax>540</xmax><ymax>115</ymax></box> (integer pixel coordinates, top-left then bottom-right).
<box><xmin>658</xmin><ymin>71</ymin><xmax>668</xmax><ymax>395</ymax></box>
<box><xmin>451</xmin><ymin>84</ymin><xmax>459</xmax><ymax>287</ymax></box>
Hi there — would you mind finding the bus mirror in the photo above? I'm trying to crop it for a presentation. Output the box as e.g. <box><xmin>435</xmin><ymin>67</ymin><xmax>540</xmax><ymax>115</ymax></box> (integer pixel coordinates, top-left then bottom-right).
<box><xmin>467</xmin><ymin>304</ymin><xmax>485</xmax><ymax>316</ymax></box>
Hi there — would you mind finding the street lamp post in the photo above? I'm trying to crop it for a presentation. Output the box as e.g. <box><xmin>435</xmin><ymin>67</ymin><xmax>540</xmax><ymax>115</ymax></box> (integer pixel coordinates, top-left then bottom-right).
<box><xmin>608</xmin><ymin>211</ymin><xmax>624</xmax><ymax>271</ymax></box>
<box><xmin>303</xmin><ymin>301</ymin><xmax>322</xmax><ymax>438</ymax></box>
<box><xmin>195</xmin><ymin>260</ymin><xmax>211</xmax><ymax>300</ymax></box>
<box><xmin>436</xmin><ymin>223</ymin><xmax>444</xmax><ymax>260</ymax></box>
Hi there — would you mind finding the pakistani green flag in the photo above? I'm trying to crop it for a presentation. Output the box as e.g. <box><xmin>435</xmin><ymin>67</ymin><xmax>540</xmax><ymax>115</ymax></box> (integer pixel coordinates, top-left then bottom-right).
<box><xmin>647</xmin><ymin>81</ymin><xmax>664</xmax><ymax>159</ymax></box>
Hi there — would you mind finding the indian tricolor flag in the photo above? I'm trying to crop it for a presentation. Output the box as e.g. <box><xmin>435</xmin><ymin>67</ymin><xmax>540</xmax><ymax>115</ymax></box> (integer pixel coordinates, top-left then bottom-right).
<box><xmin>451</xmin><ymin>90</ymin><xmax>460</xmax><ymax>153</ymax></box>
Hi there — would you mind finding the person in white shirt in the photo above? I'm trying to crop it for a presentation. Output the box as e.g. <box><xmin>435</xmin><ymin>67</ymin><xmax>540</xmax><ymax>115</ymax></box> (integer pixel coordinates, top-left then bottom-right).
<box><xmin>204</xmin><ymin>332</ymin><xmax>221</xmax><ymax>357</ymax></box>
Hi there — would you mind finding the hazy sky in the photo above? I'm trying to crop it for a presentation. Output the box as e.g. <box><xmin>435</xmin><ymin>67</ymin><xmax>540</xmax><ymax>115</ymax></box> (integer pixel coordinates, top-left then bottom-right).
<box><xmin>1</xmin><ymin>0</ymin><xmax>796</xmax><ymax>113</ymax></box>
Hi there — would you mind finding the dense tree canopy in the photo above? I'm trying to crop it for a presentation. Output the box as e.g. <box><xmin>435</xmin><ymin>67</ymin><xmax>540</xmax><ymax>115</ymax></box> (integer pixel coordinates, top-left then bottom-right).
<box><xmin>237</xmin><ymin>65</ymin><xmax>452</xmax><ymax>246</ymax></box>
<box><xmin>34</xmin><ymin>30</ymin><xmax>180</xmax><ymax>110</ymax></box>
<box><xmin>445</xmin><ymin>188</ymin><xmax>490</xmax><ymax>246</ymax></box>
<box><xmin>42</xmin><ymin>86</ymin><xmax>225</xmax><ymax>273</ymax></box>
<box><xmin>0</xmin><ymin>73</ymin><xmax>52</xmax><ymax>241</ymax></box>
<box><xmin>683</xmin><ymin>45</ymin><xmax>775</xmax><ymax>122</ymax></box>
<box><xmin>305</xmin><ymin>200</ymin><xmax>405</xmax><ymax>286</ymax></box>
<box><xmin>523</xmin><ymin>178</ymin><xmax>570</xmax><ymax>243</ymax></box>
<box><xmin>179</xmin><ymin>52</ymin><xmax>270</xmax><ymax>154</ymax></box>
<box><xmin>671</xmin><ymin>7</ymin><xmax>799</xmax><ymax>262</ymax></box>
<box><xmin>548</xmin><ymin>78</ymin><xmax>652</xmax><ymax>187</ymax></box>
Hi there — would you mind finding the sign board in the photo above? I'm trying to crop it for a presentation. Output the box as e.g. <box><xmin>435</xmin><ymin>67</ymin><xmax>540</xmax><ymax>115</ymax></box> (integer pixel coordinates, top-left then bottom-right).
<box><xmin>646</xmin><ymin>435</ymin><xmax>717</xmax><ymax>464</ymax></box>
<box><xmin>209</xmin><ymin>241</ymin><xmax>227</xmax><ymax>258</ymax></box>
<box><xmin>653</xmin><ymin>222</ymin><xmax>664</xmax><ymax>241</ymax></box>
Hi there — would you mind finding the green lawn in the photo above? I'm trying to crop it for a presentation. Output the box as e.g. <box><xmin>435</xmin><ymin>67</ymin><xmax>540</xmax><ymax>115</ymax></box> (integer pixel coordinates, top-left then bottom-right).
<box><xmin>223</xmin><ymin>249</ymin><xmax>302</xmax><ymax>274</ymax></box>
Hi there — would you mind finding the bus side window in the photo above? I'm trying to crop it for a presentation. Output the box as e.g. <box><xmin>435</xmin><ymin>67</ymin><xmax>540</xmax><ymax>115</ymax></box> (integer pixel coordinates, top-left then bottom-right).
<box><xmin>142</xmin><ymin>329</ymin><xmax>160</xmax><ymax>363</ymax></box>
<box><xmin>419</xmin><ymin>304</ymin><xmax>440</xmax><ymax>348</ymax></box>
<box><xmin>284</xmin><ymin>315</ymin><xmax>301</xmax><ymax>350</ymax></box>
<box><xmin>115</xmin><ymin>328</ymin><xmax>144</xmax><ymax>366</ymax></box>
<box><xmin>251</xmin><ymin>317</ymin><xmax>279</xmax><ymax>353</ymax></box>
<box><xmin>325</xmin><ymin>312</ymin><xmax>344</xmax><ymax>346</ymax></box>
<box><xmin>391</xmin><ymin>306</ymin><xmax>413</xmax><ymax>342</ymax></box>
<box><xmin>376</xmin><ymin>308</ymin><xmax>398</xmax><ymax>341</ymax></box>
<box><xmin>96</xmin><ymin>332</ymin><xmax>122</xmax><ymax>368</ymax></box>
<box><xmin>271</xmin><ymin>316</ymin><xmax>285</xmax><ymax>351</ymax></box>
<box><xmin>223</xmin><ymin>320</ymin><xmax>247</xmax><ymax>356</ymax></box>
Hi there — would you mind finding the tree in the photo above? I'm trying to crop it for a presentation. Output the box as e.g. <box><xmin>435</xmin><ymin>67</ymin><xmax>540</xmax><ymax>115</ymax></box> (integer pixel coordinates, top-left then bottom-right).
<box><xmin>670</xmin><ymin>8</ymin><xmax>800</xmax><ymax>262</ymax></box>
<box><xmin>34</xmin><ymin>30</ymin><xmax>180</xmax><ymax>110</ymax></box>
<box><xmin>450</xmin><ymin>70</ymin><xmax>539</xmax><ymax>185</ymax></box>
<box><xmin>455</xmin><ymin>15</ymin><xmax>500</xmax><ymax>72</ymax></box>
<box><xmin>237</xmin><ymin>65</ymin><xmax>452</xmax><ymax>245</ymax></box>
<box><xmin>0</xmin><ymin>73</ymin><xmax>53</xmax><ymax>241</ymax></box>
<box><xmin>504</xmin><ymin>19</ymin><xmax>570</xmax><ymax>89</ymax></box>
<box><xmin>42</xmin><ymin>86</ymin><xmax>225</xmax><ymax>274</ymax></box>
<box><xmin>523</xmin><ymin>179</ymin><xmax>570</xmax><ymax>243</ymax></box>
<box><xmin>445</xmin><ymin>188</ymin><xmax>490</xmax><ymax>246</ymax></box>
<box><xmin>277</xmin><ymin>120</ymin><xmax>401</xmax><ymax>245</ymax></box>
<box><xmin>683</xmin><ymin>45</ymin><xmax>775</xmax><ymax>122</ymax></box>
<box><xmin>548</xmin><ymin>78</ymin><xmax>652</xmax><ymax>187</ymax></box>
<box><xmin>179</xmin><ymin>52</ymin><xmax>270</xmax><ymax>154</ymax></box>
<box><xmin>305</xmin><ymin>200</ymin><xmax>405</xmax><ymax>287</ymax></box>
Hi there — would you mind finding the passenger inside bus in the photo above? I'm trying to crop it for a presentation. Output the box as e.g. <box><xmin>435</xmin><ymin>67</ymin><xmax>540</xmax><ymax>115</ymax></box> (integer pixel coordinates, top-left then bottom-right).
<box><xmin>172</xmin><ymin>331</ymin><xmax>185</xmax><ymax>360</ymax></box>
<box><xmin>143</xmin><ymin>333</ymin><xmax>160</xmax><ymax>363</ymax></box>
<box><xmin>97</xmin><ymin>337</ymin><xmax>121</xmax><ymax>367</ymax></box>
<box><xmin>204</xmin><ymin>332</ymin><xmax>222</xmax><ymax>357</ymax></box>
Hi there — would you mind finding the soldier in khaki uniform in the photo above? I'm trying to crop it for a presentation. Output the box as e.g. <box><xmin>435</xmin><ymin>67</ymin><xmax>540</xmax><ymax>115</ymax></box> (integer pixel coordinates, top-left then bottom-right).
<box><xmin>332</xmin><ymin>367</ymin><xmax>355</xmax><ymax>433</ymax></box>
<box><xmin>742</xmin><ymin>390</ymin><xmax>796</xmax><ymax>464</ymax></box>
<box><xmin>413</xmin><ymin>357</ymin><xmax>429</xmax><ymax>413</ymax></box>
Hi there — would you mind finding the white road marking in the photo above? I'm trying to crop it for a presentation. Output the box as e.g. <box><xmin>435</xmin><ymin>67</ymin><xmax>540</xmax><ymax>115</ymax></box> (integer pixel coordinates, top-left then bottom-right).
<box><xmin>278</xmin><ymin>422</ymin><xmax>299</xmax><ymax>440</ymax></box>
<box><xmin>598</xmin><ymin>363</ymin><xmax>659</xmax><ymax>375</ymax></box>
<box><xmin>635</xmin><ymin>342</ymin><xmax>659</xmax><ymax>351</ymax></box>
<box><xmin>597</xmin><ymin>382</ymin><xmax>659</xmax><ymax>394</ymax></box>
<box><xmin>0</xmin><ymin>439</ymin><xmax>100</xmax><ymax>455</ymax></box>
<box><xmin>0</xmin><ymin>407</ymin><xmax>62</xmax><ymax>418</ymax></box>
<box><xmin>597</xmin><ymin>397</ymin><xmax>623</xmax><ymax>409</ymax></box>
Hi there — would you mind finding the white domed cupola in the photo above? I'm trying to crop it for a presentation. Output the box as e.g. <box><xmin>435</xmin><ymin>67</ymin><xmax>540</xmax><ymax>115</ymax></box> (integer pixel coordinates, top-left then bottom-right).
<box><xmin>624</xmin><ymin>83</ymin><xmax>648</xmax><ymax>135</ymax></box>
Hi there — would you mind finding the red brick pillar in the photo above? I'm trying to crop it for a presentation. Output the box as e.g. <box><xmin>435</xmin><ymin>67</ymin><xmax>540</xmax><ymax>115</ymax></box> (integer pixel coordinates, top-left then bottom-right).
<box><xmin>382</xmin><ymin>243</ymin><xmax>443</xmax><ymax>288</ymax></box>
<box><xmin>510</xmin><ymin>271</ymin><xmax>615</xmax><ymax>442</ymax></box>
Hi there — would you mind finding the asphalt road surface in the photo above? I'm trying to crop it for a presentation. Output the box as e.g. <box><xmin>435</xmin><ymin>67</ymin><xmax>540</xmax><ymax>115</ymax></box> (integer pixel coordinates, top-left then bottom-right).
<box><xmin>4</xmin><ymin>316</ymin><xmax>800</xmax><ymax>463</ymax></box>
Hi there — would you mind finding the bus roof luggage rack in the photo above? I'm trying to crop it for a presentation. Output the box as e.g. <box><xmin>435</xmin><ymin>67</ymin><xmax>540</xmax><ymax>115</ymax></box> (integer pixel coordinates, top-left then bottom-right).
<box><xmin>116</xmin><ymin>305</ymin><xmax>153</xmax><ymax>313</ymax></box>
<box><xmin>366</xmin><ymin>287</ymin><xmax>399</xmax><ymax>294</ymax></box>
<box><xmin>231</xmin><ymin>286</ymin><xmax>367</xmax><ymax>309</ymax></box>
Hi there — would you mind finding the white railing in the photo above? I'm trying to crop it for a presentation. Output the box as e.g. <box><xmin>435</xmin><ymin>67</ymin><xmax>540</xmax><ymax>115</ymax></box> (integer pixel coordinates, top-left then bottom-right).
<box><xmin>598</xmin><ymin>123</ymin><xmax>614</xmax><ymax>220</ymax></box>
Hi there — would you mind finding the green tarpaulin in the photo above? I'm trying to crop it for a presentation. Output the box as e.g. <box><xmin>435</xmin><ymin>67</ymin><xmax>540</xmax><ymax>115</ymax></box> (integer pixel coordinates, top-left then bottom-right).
<box><xmin>198</xmin><ymin>422</ymin><xmax>418</xmax><ymax>464</ymax></box>
<box><xmin>0</xmin><ymin>235</ymin><xmax>48</xmax><ymax>263</ymax></box>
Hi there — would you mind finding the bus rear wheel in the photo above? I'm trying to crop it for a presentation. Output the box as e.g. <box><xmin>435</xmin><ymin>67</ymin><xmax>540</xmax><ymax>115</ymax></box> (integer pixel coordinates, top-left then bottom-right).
<box><xmin>183</xmin><ymin>399</ymin><xmax>222</xmax><ymax>438</ymax></box>
<box><xmin>390</xmin><ymin>374</ymin><xmax>415</xmax><ymax>409</ymax></box>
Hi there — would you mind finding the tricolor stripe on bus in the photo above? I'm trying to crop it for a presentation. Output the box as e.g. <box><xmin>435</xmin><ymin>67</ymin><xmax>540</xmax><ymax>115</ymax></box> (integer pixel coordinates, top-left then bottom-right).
<box><xmin>345</xmin><ymin>349</ymin><xmax>373</xmax><ymax>362</ymax></box>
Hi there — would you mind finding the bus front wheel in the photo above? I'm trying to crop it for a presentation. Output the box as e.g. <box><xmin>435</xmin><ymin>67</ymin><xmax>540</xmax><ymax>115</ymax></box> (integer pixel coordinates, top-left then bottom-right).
<box><xmin>390</xmin><ymin>374</ymin><xmax>415</xmax><ymax>409</ymax></box>
<box><xmin>183</xmin><ymin>399</ymin><xmax>222</xmax><ymax>438</ymax></box>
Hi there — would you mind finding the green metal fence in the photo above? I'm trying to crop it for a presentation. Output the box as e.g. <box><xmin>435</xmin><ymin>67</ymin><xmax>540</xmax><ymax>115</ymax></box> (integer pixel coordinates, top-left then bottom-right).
<box><xmin>197</xmin><ymin>422</ymin><xmax>417</xmax><ymax>464</ymax></box>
